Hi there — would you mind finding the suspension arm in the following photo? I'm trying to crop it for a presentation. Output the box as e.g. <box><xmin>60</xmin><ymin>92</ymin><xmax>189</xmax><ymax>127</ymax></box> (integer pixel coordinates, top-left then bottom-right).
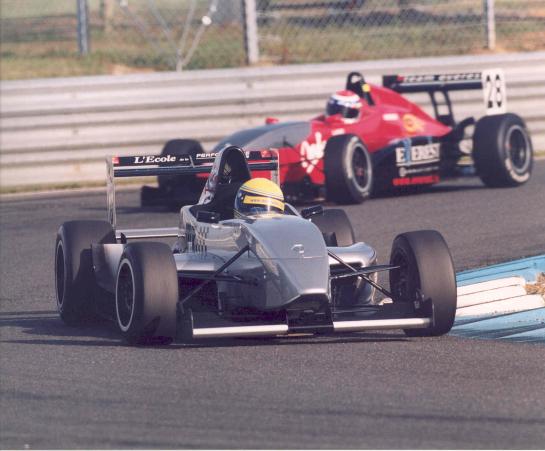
<box><xmin>328</xmin><ymin>250</ymin><xmax>395</xmax><ymax>298</ymax></box>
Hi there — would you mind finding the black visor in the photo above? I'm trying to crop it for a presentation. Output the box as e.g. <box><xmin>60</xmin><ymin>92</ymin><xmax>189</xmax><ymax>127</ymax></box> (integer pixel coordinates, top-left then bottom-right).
<box><xmin>326</xmin><ymin>101</ymin><xmax>359</xmax><ymax>119</ymax></box>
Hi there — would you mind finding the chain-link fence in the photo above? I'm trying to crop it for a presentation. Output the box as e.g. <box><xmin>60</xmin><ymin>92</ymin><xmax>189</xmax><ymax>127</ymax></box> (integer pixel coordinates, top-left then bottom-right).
<box><xmin>1</xmin><ymin>0</ymin><xmax>544</xmax><ymax>79</ymax></box>
<box><xmin>255</xmin><ymin>0</ymin><xmax>545</xmax><ymax>64</ymax></box>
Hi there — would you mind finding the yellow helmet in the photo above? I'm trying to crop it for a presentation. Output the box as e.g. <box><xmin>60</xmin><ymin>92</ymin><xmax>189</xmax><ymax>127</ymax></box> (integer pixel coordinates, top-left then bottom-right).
<box><xmin>234</xmin><ymin>178</ymin><xmax>285</xmax><ymax>218</ymax></box>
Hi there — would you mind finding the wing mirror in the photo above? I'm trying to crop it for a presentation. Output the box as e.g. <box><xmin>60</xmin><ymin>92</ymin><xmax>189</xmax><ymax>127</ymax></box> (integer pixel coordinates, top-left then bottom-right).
<box><xmin>197</xmin><ymin>210</ymin><xmax>220</xmax><ymax>224</ymax></box>
<box><xmin>301</xmin><ymin>205</ymin><xmax>323</xmax><ymax>219</ymax></box>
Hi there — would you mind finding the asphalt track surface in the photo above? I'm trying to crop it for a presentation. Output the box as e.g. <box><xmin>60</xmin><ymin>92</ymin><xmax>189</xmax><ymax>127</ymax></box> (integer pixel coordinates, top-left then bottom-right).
<box><xmin>1</xmin><ymin>161</ymin><xmax>545</xmax><ymax>449</ymax></box>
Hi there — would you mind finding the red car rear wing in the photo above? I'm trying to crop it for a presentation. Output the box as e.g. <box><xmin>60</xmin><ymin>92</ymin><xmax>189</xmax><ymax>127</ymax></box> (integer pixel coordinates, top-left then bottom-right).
<box><xmin>382</xmin><ymin>69</ymin><xmax>507</xmax><ymax>124</ymax></box>
<box><xmin>382</xmin><ymin>72</ymin><xmax>483</xmax><ymax>93</ymax></box>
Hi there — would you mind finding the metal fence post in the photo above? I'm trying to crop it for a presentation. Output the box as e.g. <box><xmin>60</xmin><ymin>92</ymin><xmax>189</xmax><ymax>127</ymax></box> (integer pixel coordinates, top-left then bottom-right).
<box><xmin>242</xmin><ymin>0</ymin><xmax>259</xmax><ymax>65</ymax></box>
<box><xmin>77</xmin><ymin>0</ymin><xmax>90</xmax><ymax>55</ymax></box>
<box><xmin>484</xmin><ymin>0</ymin><xmax>496</xmax><ymax>50</ymax></box>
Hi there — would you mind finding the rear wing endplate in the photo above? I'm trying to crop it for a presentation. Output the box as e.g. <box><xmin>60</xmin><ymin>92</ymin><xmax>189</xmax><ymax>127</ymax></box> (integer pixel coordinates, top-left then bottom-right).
<box><xmin>106</xmin><ymin>149</ymin><xmax>279</xmax><ymax>228</ymax></box>
<box><xmin>383</xmin><ymin>69</ymin><xmax>507</xmax><ymax>119</ymax></box>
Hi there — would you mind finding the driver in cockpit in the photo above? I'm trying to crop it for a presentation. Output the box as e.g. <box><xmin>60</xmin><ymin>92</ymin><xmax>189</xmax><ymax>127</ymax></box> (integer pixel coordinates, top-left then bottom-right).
<box><xmin>233</xmin><ymin>178</ymin><xmax>285</xmax><ymax>219</ymax></box>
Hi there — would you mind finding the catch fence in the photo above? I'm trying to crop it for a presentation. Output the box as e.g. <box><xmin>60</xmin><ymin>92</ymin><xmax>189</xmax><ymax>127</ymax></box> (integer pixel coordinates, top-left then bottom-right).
<box><xmin>1</xmin><ymin>0</ymin><xmax>544</xmax><ymax>77</ymax></box>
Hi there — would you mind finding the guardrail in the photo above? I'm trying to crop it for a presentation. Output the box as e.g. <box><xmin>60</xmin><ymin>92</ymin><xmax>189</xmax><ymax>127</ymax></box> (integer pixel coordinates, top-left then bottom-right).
<box><xmin>1</xmin><ymin>51</ymin><xmax>545</xmax><ymax>187</ymax></box>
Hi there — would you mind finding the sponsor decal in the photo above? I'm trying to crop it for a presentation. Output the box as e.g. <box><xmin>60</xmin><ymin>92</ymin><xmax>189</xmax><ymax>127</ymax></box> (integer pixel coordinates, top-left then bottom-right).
<box><xmin>504</xmin><ymin>156</ymin><xmax>530</xmax><ymax>183</ymax></box>
<box><xmin>133</xmin><ymin>155</ymin><xmax>178</xmax><ymax>164</ymax></box>
<box><xmin>398</xmin><ymin>165</ymin><xmax>438</xmax><ymax>177</ymax></box>
<box><xmin>196</xmin><ymin>152</ymin><xmax>218</xmax><ymax>159</ymax></box>
<box><xmin>242</xmin><ymin>195</ymin><xmax>284</xmax><ymax>210</ymax></box>
<box><xmin>300</xmin><ymin>132</ymin><xmax>327</xmax><ymax>174</ymax></box>
<box><xmin>383</xmin><ymin>113</ymin><xmax>399</xmax><ymax>121</ymax></box>
<box><xmin>403</xmin><ymin>73</ymin><xmax>481</xmax><ymax>84</ymax></box>
<box><xmin>402</xmin><ymin>114</ymin><xmax>425</xmax><ymax>134</ymax></box>
<box><xmin>395</xmin><ymin>142</ymin><xmax>440</xmax><ymax>167</ymax></box>
<box><xmin>393</xmin><ymin>175</ymin><xmax>440</xmax><ymax>186</ymax></box>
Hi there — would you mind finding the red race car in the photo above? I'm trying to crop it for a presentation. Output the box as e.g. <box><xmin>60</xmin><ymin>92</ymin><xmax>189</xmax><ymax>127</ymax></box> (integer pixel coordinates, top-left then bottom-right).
<box><xmin>141</xmin><ymin>69</ymin><xmax>533</xmax><ymax>208</ymax></box>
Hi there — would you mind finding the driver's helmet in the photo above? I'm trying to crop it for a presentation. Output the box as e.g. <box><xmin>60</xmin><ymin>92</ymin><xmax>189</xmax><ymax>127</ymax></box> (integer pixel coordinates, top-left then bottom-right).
<box><xmin>326</xmin><ymin>90</ymin><xmax>362</xmax><ymax>121</ymax></box>
<box><xmin>234</xmin><ymin>178</ymin><xmax>285</xmax><ymax>218</ymax></box>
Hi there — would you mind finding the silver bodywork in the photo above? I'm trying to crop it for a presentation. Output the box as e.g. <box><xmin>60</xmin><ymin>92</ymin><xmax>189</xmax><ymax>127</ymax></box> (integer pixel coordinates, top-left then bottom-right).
<box><xmin>175</xmin><ymin>206</ymin><xmax>377</xmax><ymax>310</ymax></box>
<box><xmin>94</xmin><ymin>205</ymin><xmax>377</xmax><ymax>310</ymax></box>
<box><xmin>94</xmin><ymin>146</ymin><xmax>437</xmax><ymax>340</ymax></box>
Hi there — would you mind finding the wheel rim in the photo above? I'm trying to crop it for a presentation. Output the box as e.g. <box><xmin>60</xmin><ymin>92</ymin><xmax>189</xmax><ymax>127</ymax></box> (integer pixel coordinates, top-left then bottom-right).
<box><xmin>351</xmin><ymin>145</ymin><xmax>370</xmax><ymax>190</ymax></box>
<box><xmin>391</xmin><ymin>251</ymin><xmax>411</xmax><ymax>302</ymax></box>
<box><xmin>55</xmin><ymin>241</ymin><xmax>65</xmax><ymax>309</ymax></box>
<box><xmin>506</xmin><ymin>125</ymin><xmax>531</xmax><ymax>174</ymax></box>
<box><xmin>116</xmin><ymin>260</ymin><xmax>135</xmax><ymax>332</ymax></box>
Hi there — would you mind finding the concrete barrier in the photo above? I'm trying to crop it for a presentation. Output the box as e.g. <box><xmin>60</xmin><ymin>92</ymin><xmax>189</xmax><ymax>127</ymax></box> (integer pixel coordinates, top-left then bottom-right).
<box><xmin>1</xmin><ymin>51</ymin><xmax>544</xmax><ymax>187</ymax></box>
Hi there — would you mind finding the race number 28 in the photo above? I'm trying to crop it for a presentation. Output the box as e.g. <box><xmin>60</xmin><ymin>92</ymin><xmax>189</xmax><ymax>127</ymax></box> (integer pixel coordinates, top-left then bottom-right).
<box><xmin>482</xmin><ymin>69</ymin><xmax>507</xmax><ymax>115</ymax></box>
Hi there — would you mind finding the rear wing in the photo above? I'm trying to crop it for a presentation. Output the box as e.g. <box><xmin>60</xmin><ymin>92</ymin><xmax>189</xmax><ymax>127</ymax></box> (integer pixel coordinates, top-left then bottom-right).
<box><xmin>106</xmin><ymin>148</ymin><xmax>279</xmax><ymax>227</ymax></box>
<box><xmin>382</xmin><ymin>69</ymin><xmax>507</xmax><ymax>123</ymax></box>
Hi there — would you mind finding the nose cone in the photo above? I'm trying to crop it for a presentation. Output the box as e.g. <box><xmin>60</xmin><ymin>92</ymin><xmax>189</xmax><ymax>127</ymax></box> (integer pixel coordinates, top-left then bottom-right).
<box><xmin>241</xmin><ymin>216</ymin><xmax>330</xmax><ymax>310</ymax></box>
<box><xmin>244</xmin><ymin>215</ymin><xmax>327</xmax><ymax>258</ymax></box>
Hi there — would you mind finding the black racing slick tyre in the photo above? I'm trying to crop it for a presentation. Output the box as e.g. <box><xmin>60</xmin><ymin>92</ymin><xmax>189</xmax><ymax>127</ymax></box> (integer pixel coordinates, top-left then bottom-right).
<box><xmin>473</xmin><ymin>113</ymin><xmax>533</xmax><ymax>187</ymax></box>
<box><xmin>389</xmin><ymin>230</ymin><xmax>457</xmax><ymax>337</ymax></box>
<box><xmin>115</xmin><ymin>242</ymin><xmax>178</xmax><ymax>344</ymax></box>
<box><xmin>55</xmin><ymin>220</ymin><xmax>115</xmax><ymax>325</ymax></box>
<box><xmin>142</xmin><ymin>139</ymin><xmax>205</xmax><ymax>209</ymax></box>
<box><xmin>310</xmin><ymin>209</ymin><xmax>355</xmax><ymax>247</ymax></box>
<box><xmin>324</xmin><ymin>134</ymin><xmax>373</xmax><ymax>204</ymax></box>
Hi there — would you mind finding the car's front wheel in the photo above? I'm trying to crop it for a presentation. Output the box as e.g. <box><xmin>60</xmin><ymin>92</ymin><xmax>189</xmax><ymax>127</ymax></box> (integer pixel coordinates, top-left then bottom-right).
<box><xmin>389</xmin><ymin>230</ymin><xmax>457</xmax><ymax>336</ymax></box>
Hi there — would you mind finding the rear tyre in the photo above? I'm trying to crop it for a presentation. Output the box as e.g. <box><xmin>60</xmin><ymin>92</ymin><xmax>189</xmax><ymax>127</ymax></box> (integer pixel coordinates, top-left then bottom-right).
<box><xmin>324</xmin><ymin>134</ymin><xmax>373</xmax><ymax>204</ymax></box>
<box><xmin>389</xmin><ymin>230</ymin><xmax>456</xmax><ymax>337</ymax></box>
<box><xmin>142</xmin><ymin>139</ymin><xmax>205</xmax><ymax>209</ymax></box>
<box><xmin>310</xmin><ymin>209</ymin><xmax>355</xmax><ymax>247</ymax></box>
<box><xmin>473</xmin><ymin>113</ymin><xmax>533</xmax><ymax>187</ymax></box>
<box><xmin>55</xmin><ymin>220</ymin><xmax>115</xmax><ymax>325</ymax></box>
<box><xmin>115</xmin><ymin>242</ymin><xmax>178</xmax><ymax>344</ymax></box>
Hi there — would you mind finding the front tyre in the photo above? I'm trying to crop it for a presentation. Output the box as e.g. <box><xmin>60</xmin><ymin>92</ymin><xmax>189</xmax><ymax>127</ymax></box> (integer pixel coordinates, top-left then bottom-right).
<box><xmin>55</xmin><ymin>220</ymin><xmax>115</xmax><ymax>325</ymax></box>
<box><xmin>324</xmin><ymin>134</ymin><xmax>373</xmax><ymax>204</ymax></box>
<box><xmin>473</xmin><ymin>113</ymin><xmax>533</xmax><ymax>187</ymax></box>
<box><xmin>115</xmin><ymin>242</ymin><xmax>178</xmax><ymax>344</ymax></box>
<box><xmin>310</xmin><ymin>209</ymin><xmax>355</xmax><ymax>247</ymax></box>
<box><xmin>389</xmin><ymin>230</ymin><xmax>457</xmax><ymax>337</ymax></box>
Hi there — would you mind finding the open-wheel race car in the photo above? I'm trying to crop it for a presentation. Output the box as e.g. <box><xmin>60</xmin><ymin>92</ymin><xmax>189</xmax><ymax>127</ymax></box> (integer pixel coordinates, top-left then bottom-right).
<box><xmin>142</xmin><ymin>68</ymin><xmax>533</xmax><ymax>208</ymax></box>
<box><xmin>55</xmin><ymin>146</ymin><xmax>457</xmax><ymax>344</ymax></box>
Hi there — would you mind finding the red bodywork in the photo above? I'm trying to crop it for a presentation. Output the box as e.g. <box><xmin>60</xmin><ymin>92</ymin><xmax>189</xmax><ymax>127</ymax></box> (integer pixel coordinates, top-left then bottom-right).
<box><xmin>275</xmin><ymin>84</ymin><xmax>451</xmax><ymax>186</ymax></box>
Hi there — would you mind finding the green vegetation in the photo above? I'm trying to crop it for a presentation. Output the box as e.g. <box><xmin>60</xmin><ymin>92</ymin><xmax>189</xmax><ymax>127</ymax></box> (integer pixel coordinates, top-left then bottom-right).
<box><xmin>1</xmin><ymin>0</ymin><xmax>544</xmax><ymax>79</ymax></box>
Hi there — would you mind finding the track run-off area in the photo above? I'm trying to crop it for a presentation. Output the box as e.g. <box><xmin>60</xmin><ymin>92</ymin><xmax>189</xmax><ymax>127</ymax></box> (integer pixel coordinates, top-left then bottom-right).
<box><xmin>1</xmin><ymin>161</ymin><xmax>544</xmax><ymax>448</ymax></box>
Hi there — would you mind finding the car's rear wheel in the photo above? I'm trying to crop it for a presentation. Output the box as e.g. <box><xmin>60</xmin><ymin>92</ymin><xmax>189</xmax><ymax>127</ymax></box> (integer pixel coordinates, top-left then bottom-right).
<box><xmin>115</xmin><ymin>242</ymin><xmax>178</xmax><ymax>344</ymax></box>
<box><xmin>310</xmin><ymin>209</ymin><xmax>355</xmax><ymax>247</ymax></box>
<box><xmin>389</xmin><ymin>230</ymin><xmax>457</xmax><ymax>336</ymax></box>
<box><xmin>324</xmin><ymin>134</ymin><xmax>373</xmax><ymax>204</ymax></box>
<box><xmin>473</xmin><ymin>113</ymin><xmax>533</xmax><ymax>187</ymax></box>
<box><xmin>55</xmin><ymin>220</ymin><xmax>115</xmax><ymax>325</ymax></box>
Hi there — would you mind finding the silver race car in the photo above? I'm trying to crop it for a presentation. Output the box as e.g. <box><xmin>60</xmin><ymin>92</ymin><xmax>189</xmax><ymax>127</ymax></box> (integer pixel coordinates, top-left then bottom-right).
<box><xmin>54</xmin><ymin>146</ymin><xmax>457</xmax><ymax>344</ymax></box>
